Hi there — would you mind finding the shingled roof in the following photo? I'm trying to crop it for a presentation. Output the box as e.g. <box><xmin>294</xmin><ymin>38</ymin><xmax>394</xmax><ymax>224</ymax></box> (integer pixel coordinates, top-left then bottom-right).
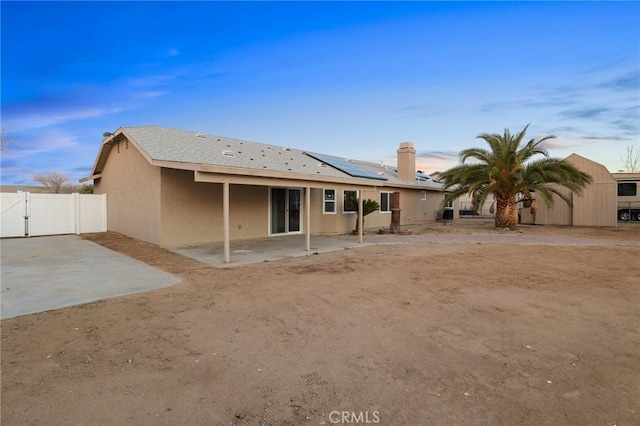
<box><xmin>85</xmin><ymin>125</ymin><xmax>444</xmax><ymax>189</ymax></box>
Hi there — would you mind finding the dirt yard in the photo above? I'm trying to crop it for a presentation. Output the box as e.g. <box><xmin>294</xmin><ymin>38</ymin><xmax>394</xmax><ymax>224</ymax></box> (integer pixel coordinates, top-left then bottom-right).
<box><xmin>2</xmin><ymin>220</ymin><xmax>639</xmax><ymax>425</ymax></box>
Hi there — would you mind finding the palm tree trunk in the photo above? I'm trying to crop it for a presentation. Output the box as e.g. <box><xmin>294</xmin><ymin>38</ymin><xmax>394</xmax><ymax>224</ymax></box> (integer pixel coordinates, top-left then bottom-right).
<box><xmin>494</xmin><ymin>196</ymin><xmax>518</xmax><ymax>228</ymax></box>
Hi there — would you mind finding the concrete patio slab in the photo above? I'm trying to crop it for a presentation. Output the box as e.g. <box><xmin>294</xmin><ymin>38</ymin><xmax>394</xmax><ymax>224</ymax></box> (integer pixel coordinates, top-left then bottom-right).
<box><xmin>1</xmin><ymin>235</ymin><xmax>180</xmax><ymax>319</ymax></box>
<box><xmin>171</xmin><ymin>234</ymin><xmax>372</xmax><ymax>267</ymax></box>
<box><xmin>170</xmin><ymin>229</ymin><xmax>640</xmax><ymax>269</ymax></box>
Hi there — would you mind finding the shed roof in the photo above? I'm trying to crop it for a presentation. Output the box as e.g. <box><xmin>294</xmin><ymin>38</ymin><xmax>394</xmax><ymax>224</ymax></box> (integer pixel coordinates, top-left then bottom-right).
<box><xmin>611</xmin><ymin>172</ymin><xmax>640</xmax><ymax>181</ymax></box>
<box><xmin>564</xmin><ymin>153</ymin><xmax>615</xmax><ymax>183</ymax></box>
<box><xmin>86</xmin><ymin>125</ymin><xmax>444</xmax><ymax>189</ymax></box>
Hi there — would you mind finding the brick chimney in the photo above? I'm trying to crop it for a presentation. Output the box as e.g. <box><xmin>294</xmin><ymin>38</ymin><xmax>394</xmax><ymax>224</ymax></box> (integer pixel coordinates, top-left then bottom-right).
<box><xmin>397</xmin><ymin>142</ymin><xmax>416</xmax><ymax>182</ymax></box>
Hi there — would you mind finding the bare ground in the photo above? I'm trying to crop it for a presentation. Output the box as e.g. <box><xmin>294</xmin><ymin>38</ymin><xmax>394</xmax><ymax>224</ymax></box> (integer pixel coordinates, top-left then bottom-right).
<box><xmin>2</xmin><ymin>220</ymin><xmax>639</xmax><ymax>425</ymax></box>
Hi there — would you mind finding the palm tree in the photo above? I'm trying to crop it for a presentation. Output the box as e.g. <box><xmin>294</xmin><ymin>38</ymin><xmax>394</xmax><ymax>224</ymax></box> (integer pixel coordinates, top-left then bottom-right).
<box><xmin>346</xmin><ymin>196</ymin><xmax>380</xmax><ymax>234</ymax></box>
<box><xmin>440</xmin><ymin>125</ymin><xmax>592</xmax><ymax>229</ymax></box>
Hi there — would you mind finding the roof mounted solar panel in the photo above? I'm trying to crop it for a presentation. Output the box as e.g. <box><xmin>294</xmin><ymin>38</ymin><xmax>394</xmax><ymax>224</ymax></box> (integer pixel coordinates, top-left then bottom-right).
<box><xmin>304</xmin><ymin>152</ymin><xmax>388</xmax><ymax>181</ymax></box>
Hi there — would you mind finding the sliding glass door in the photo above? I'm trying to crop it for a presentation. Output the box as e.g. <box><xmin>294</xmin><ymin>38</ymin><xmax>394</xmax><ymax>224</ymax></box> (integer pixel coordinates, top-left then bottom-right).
<box><xmin>270</xmin><ymin>188</ymin><xmax>302</xmax><ymax>235</ymax></box>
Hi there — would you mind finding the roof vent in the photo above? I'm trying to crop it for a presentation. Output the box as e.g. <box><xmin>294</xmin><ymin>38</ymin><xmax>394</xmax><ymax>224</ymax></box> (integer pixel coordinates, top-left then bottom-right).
<box><xmin>378</xmin><ymin>172</ymin><xmax>386</xmax><ymax>176</ymax></box>
<box><xmin>222</xmin><ymin>149</ymin><xmax>236</xmax><ymax>158</ymax></box>
<box><xmin>195</xmin><ymin>133</ymin><xmax>207</xmax><ymax>139</ymax></box>
<box><xmin>318</xmin><ymin>163</ymin><xmax>327</xmax><ymax>168</ymax></box>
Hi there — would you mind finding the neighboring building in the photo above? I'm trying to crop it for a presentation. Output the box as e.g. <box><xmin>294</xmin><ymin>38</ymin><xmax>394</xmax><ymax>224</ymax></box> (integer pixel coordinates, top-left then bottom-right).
<box><xmin>457</xmin><ymin>193</ymin><xmax>496</xmax><ymax>216</ymax></box>
<box><xmin>520</xmin><ymin>153</ymin><xmax>617</xmax><ymax>227</ymax></box>
<box><xmin>0</xmin><ymin>185</ymin><xmax>49</xmax><ymax>193</ymax></box>
<box><xmin>428</xmin><ymin>171</ymin><xmax>495</xmax><ymax>217</ymax></box>
<box><xmin>81</xmin><ymin>126</ymin><xmax>451</xmax><ymax>247</ymax></box>
<box><xmin>611</xmin><ymin>172</ymin><xmax>640</xmax><ymax>222</ymax></box>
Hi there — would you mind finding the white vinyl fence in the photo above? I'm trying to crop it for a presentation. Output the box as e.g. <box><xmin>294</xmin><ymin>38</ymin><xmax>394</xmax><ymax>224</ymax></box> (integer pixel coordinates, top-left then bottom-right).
<box><xmin>0</xmin><ymin>192</ymin><xmax>107</xmax><ymax>238</ymax></box>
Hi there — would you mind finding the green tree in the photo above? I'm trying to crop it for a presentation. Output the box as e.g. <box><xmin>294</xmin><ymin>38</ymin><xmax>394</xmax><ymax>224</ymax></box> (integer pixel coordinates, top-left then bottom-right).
<box><xmin>346</xmin><ymin>196</ymin><xmax>380</xmax><ymax>234</ymax></box>
<box><xmin>78</xmin><ymin>183</ymin><xmax>94</xmax><ymax>194</ymax></box>
<box><xmin>440</xmin><ymin>125</ymin><xmax>592</xmax><ymax>229</ymax></box>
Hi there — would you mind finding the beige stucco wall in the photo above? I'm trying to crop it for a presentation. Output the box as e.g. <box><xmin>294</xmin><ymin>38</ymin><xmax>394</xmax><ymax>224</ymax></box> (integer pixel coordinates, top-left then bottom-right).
<box><xmin>160</xmin><ymin>168</ymin><xmax>269</xmax><ymax>246</ymax></box>
<box><xmin>309</xmin><ymin>187</ymin><xmax>354</xmax><ymax>234</ymax></box>
<box><xmin>309</xmin><ymin>186</ymin><xmax>446</xmax><ymax>235</ymax></box>
<box><xmin>398</xmin><ymin>188</ymin><xmax>445</xmax><ymax>224</ymax></box>
<box><xmin>94</xmin><ymin>141</ymin><xmax>162</xmax><ymax>244</ymax></box>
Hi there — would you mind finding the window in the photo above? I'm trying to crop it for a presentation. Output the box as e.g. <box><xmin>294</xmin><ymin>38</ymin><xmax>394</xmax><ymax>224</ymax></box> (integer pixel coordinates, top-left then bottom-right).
<box><xmin>421</xmin><ymin>191</ymin><xmax>427</xmax><ymax>201</ymax></box>
<box><xmin>618</xmin><ymin>182</ymin><xmax>637</xmax><ymax>197</ymax></box>
<box><xmin>343</xmin><ymin>190</ymin><xmax>358</xmax><ymax>213</ymax></box>
<box><xmin>323</xmin><ymin>189</ymin><xmax>336</xmax><ymax>213</ymax></box>
<box><xmin>380</xmin><ymin>192</ymin><xmax>395</xmax><ymax>213</ymax></box>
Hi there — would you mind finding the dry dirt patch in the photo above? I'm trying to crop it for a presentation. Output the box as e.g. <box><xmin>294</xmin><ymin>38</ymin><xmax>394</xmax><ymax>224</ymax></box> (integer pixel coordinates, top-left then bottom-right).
<box><xmin>2</xmin><ymin>225</ymin><xmax>639</xmax><ymax>425</ymax></box>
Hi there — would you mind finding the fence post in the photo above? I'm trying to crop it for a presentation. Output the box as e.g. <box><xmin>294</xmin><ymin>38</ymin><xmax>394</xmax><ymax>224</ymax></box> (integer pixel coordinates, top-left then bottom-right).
<box><xmin>25</xmin><ymin>191</ymin><xmax>31</xmax><ymax>237</ymax></box>
<box><xmin>74</xmin><ymin>193</ymin><xmax>80</xmax><ymax>235</ymax></box>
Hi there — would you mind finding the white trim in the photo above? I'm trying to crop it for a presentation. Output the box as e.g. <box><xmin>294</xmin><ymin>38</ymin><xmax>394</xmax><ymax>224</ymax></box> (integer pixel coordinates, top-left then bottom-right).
<box><xmin>380</xmin><ymin>191</ymin><xmax>394</xmax><ymax>213</ymax></box>
<box><xmin>268</xmin><ymin>186</ymin><xmax>304</xmax><ymax>236</ymax></box>
<box><xmin>323</xmin><ymin>188</ymin><xmax>337</xmax><ymax>214</ymax></box>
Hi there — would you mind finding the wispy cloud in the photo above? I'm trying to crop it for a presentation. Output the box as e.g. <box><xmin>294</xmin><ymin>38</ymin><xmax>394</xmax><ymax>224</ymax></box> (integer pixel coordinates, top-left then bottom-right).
<box><xmin>0</xmin><ymin>129</ymin><xmax>82</xmax><ymax>184</ymax></box>
<box><xmin>416</xmin><ymin>150</ymin><xmax>459</xmax><ymax>161</ymax></box>
<box><xmin>479</xmin><ymin>66</ymin><xmax>640</xmax><ymax>157</ymax></box>
<box><xmin>2</xmin><ymin>129</ymin><xmax>78</xmax><ymax>156</ymax></box>
<box><xmin>539</xmin><ymin>135</ymin><xmax>619</xmax><ymax>150</ymax></box>
<box><xmin>386</xmin><ymin>104</ymin><xmax>442</xmax><ymax>118</ymax></box>
<box><xmin>133</xmin><ymin>91</ymin><xmax>168</xmax><ymax>99</ymax></box>
<box><xmin>597</xmin><ymin>69</ymin><xmax>640</xmax><ymax>91</ymax></box>
<box><xmin>389</xmin><ymin>104</ymin><xmax>420</xmax><ymax>113</ymax></box>
<box><xmin>544</xmin><ymin>125</ymin><xmax>579</xmax><ymax>134</ymax></box>
<box><xmin>2</xmin><ymin>73</ymin><xmax>176</xmax><ymax>132</ymax></box>
<box><xmin>560</xmin><ymin>107</ymin><xmax>609</xmax><ymax>120</ymax></box>
<box><xmin>5</xmin><ymin>105</ymin><xmax>123</xmax><ymax>132</ymax></box>
<box><xmin>480</xmin><ymin>94</ymin><xmax>578</xmax><ymax>113</ymax></box>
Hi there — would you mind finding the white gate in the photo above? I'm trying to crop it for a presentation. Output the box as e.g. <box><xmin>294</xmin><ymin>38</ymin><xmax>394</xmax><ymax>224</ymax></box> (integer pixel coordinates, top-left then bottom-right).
<box><xmin>0</xmin><ymin>192</ymin><xmax>27</xmax><ymax>237</ymax></box>
<box><xmin>0</xmin><ymin>192</ymin><xmax>107</xmax><ymax>238</ymax></box>
<box><xmin>29</xmin><ymin>193</ymin><xmax>76</xmax><ymax>236</ymax></box>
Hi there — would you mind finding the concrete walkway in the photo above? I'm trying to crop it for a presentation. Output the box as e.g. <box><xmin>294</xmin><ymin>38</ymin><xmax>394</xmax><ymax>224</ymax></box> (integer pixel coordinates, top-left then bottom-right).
<box><xmin>1</xmin><ymin>235</ymin><xmax>180</xmax><ymax>319</ymax></box>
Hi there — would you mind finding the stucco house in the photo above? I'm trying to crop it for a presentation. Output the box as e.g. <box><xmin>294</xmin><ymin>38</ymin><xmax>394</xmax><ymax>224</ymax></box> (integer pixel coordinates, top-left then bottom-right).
<box><xmin>82</xmin><ymin>126</ymin><xmax>450</xmax><ymax>255</ymax></box>
<box><xmin>519</xmin><ymin>153</ymin><xmax>617</xmax><ymax>227</ymax></box>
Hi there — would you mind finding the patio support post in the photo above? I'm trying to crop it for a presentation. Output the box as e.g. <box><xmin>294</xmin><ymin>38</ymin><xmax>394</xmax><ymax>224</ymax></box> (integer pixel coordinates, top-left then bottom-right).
<box><xmin>223</xmin><ymin>181</ymin><xmax>230</xmax><ymax>264</ymax></box>
<box><xmin>358</xmin><ymin>190</ymin><xmax>363</xmax><ymax>244</ymax></box>
<box><xmin>305</xmin><ymin>187</ymin><xmax>311</xmax><ymax>253</ymax></box>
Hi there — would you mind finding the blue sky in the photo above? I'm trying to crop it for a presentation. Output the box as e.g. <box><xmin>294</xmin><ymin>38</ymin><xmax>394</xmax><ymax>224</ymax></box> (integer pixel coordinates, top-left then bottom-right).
<box><xmin>1</xmin><ymin>1</ymin><xmax>639</xmax><ymax>185</ymax></box>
